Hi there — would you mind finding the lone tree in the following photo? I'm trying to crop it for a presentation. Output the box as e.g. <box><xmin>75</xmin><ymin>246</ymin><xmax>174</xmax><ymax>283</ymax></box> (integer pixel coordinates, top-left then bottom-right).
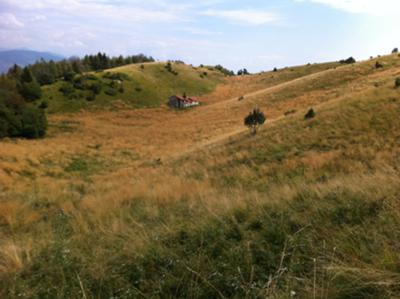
<box><xmin>244</xmin><ymin>108</ymin><xmax>266</xmax><ymax>135</ymax></box>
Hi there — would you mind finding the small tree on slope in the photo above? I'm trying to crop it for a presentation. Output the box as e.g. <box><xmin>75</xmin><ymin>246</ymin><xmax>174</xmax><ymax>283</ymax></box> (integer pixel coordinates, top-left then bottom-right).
<box><xmin>244</xmin><ymin>108</ymin><xmax>266</xmax><ymax>135</ymax></box>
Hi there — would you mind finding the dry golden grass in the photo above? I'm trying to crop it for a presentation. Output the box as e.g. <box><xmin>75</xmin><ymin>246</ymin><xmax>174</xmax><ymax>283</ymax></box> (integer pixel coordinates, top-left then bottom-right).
<box><xmin>1</xmin><ymin>54</ymin><xmax>400</xmax><ymax>298</ymax></box>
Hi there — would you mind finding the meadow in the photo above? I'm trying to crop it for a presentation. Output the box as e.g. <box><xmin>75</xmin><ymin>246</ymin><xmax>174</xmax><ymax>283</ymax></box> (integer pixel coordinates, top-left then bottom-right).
<box><xmin>1</xmin><ymin>54</ymin><xmax>400</xmax><ymax>298</ymax></box>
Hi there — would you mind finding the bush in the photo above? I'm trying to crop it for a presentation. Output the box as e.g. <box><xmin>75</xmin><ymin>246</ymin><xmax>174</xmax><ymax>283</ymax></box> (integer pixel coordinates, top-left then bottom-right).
<box><xmin>375</xmin><ymin>61</ymin><xmax>384</xmax><ymax>69</ymax></box>
<box><xmin>214</xmin><ymin>64</ymin><xmax>235</xmax><ymax>76</ymax></box>
<box><xmin>36</xmin><ymin>72</ymin><xmax>56</xmax><ymax>85</ymax></box>
<box><xmin>392</xmin><ymin>48</ymin><xmax>398</xmax><ymax>54</ymax></box>
<box><xmin>0</xmin><ymin>78</ymin><xmax>47</xmax><ymax>139</ymax></box>
<box><xmin>39</xmin><ymin>100</ymin><xmax>49</xmax><ymax>109</ymax></box>
<box><xmin>105</xmin><ymin>88</ymin><xmax>118</xmax><ymax>96</ymax></box>
<box><xmin>83</xmin><ymin>74</ymin><xmax>97</xmax><ymax>81</ymax></box>
<box><xmin>86</xmin><ymin>92</ymin><xmax>96</xmax><ymax>102</ymax></box>
<box><xmin>59</xmin><ymin>83</ymin><xmax>75</xmax><ymax>96</ymax></box>
<box><xmin>0</xmin><ymin>105</ymin><xmax>22</xmax><ymax>137</ymax></box>
<box><xmin>340</xmin><ymin>57</ymin><xmax>356</xmax><ymax>64</ymax></box>
<box><xmin>395</xmin><ymin>78</ymin><xmax>400</xmax><ymax>88</ymax></box>
<box><xmin>19</xmin><ymin>81</ymin><xmax>42</xmax><ymax>101</ymax></box>
<box><xmin>89</xmin><ymin>82</ymin><xmax>103</xmax><ymax>95</ymax></box>
<box><xmin>20</xmin><ymin>107</ymin><xmax>47</xmax><ymax>138</ymax></box>
<box><xmin>73</xmin><ymin>75</ymin><xmax>89</xmax><ymax>90</ymax></box>
<box><xmin>304</xmin><ymin>108</ymin><xmax>316</xmax><ymax>119</ymax></box>
<box><xmin>103</xmin><ymin>72</ymin><xmax>130</xmax><ymax>81</ymax></box>
<box><xmin>63</xmin><ymin>71</ymin><xmax>76</xmax><ymax>82</ymax></box>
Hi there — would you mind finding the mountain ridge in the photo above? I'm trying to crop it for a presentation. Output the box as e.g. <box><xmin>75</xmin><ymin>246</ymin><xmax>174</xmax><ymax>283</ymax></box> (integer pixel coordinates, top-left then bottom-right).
<box><xmin>0</xmin><ymin>49</ymin><xmax>64</xmax><ymax>73</ymax></box>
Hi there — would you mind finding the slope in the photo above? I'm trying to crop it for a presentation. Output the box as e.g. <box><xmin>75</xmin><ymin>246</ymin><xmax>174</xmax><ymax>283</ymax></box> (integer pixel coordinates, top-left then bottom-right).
<box><xmin>1</xmin><ymin>54</ymin><xmax>400</xmax><ymax>298</ymax></box>
<box><xmin>41</xmin><ymin>62</ymin><xmax>227</xmax><ymax>113</ymax></box>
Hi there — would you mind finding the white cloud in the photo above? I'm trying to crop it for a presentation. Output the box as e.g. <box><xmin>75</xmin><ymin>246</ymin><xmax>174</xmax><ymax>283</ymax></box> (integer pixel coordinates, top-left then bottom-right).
<box><xmin>202</xmin><ymin>9</ymin><xmax>279</xmax><ymax>26</ymax></box>
<box><xmin>0</xmin><ymin>13</ymin><xmax>24</xmax><ymax>29</ymax></box>
<box><xmin>297</xmin><ymin>0</ymin><xmax>400</xmax><ymax>15</ymax></box>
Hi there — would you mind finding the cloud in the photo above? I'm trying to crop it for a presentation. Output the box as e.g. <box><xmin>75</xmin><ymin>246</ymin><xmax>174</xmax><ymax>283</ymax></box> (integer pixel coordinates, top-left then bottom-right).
<box><xmin>202</xmin><ymin>9</ymin><xmax>279</xmax><ymax>26</ymax></box>
<box><xmin>0</xmin><ymin>13</ymin><xmax>24</xmax><ymax>29</ymax></box>
<box><xmin>1</xmin><ymin>0</ymin><xmax>187</xmax><ymax>23</ymax></box>
<box><xmin>297</xmin><ymin>0</ymin><xmax>400</xmax><ymax>15</ymax></box>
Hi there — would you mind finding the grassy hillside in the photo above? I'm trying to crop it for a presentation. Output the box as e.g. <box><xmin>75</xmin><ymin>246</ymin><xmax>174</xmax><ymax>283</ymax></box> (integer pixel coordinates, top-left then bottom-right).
<box><xmin>40</xmin><ymin>60</ymin><xmax>341</xmax><ymax>113</ymax></box>
<box><xmin>1</xmin><ymin>54</ymin><xmax>400</xmax><ymax>298</ymax></box>
<box><xmin>41</xmin><ymin>62</ymin><xmax>227</xmax><ymax>113</ymax></box>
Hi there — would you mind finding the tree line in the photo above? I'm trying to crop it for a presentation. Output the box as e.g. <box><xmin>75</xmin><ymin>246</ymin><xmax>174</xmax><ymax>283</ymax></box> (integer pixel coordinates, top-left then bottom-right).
<box><xmin>0</xmin><ymin>52</ymin><xmax>154</xmax><ymax>139</ymax></box>
<box><xmin>6</xmin><ymin>52</ymin><xmax>155</xmax><ymax>86</ymax></box>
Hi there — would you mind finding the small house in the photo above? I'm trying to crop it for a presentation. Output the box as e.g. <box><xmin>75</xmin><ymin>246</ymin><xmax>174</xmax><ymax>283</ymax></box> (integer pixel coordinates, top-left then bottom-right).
<box><xmin>169</xmin><ymin>95</ymin><xmax>200</xmax><ymax>108</ymax></box>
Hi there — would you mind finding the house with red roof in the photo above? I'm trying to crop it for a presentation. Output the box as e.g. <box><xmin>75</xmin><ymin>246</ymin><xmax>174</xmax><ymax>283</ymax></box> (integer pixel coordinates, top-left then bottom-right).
<box><xmin>169</xmin><ymin>95</ymin><xmax>200</xmax><ymax>108</ymax></box>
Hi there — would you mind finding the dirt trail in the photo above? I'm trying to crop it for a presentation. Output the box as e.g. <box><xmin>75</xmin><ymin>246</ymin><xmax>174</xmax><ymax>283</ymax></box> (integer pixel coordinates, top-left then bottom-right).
<box><xmin>163</xmin><ymin>66</ymin><xmax>343</xmax><ymax>161</ymax></box>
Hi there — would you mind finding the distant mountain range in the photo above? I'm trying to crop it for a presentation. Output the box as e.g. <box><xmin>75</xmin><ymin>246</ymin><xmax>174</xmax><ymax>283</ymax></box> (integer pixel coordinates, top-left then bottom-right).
<box><xmin>0</xmin><ymin>49</ymin><xmax>64</xmax><ymax>73</ymax></box>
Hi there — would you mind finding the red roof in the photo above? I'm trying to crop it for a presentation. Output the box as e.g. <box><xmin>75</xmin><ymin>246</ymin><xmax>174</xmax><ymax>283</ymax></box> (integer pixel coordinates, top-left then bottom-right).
<box><xmin>173</xmin><ymin>96</ymin><xmax>199</xmax><ymax>103</ymax></box>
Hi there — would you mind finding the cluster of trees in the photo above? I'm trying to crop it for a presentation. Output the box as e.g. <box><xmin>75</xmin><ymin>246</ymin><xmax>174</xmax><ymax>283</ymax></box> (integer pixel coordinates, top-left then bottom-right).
<box><xmin>237</xmin><ymin>68</ymin><xmax>250</xmax><ymax>76</ymax></box>
<box><xmin>0</xmin><ymin>76</ymin><xmax>47</xmax><ymax>138</ymax></box>
<box><xmin>6</xmin><ymin>53</ymin><xmax>154</xmax><ymax>86</ymax></box>
<box><xmin>214</xmin><ymin>65</ymin><xmax>235</xmax><ymax>76</ymax></box>
<box><xmin>339</xmin><ymin>57</ymin><xmax>356</xmax><ymax>64</ymax></box>
<box><xmin>59</xmin><ymin>72</ymin><xmax>129</xmax><ymax>101</ymax></box>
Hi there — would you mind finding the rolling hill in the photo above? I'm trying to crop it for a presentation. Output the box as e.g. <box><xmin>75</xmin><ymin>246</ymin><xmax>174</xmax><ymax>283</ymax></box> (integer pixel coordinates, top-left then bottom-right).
<box><xmin>1</xmin><ymin>53</ymin><xmax>400</xmax><ymax>298</ymax></box>
<box><xmin>41</xmin><ymin>62</ymin><xmax>228</xmax><ymax>113</ymax></box>
<box><xmin>0</xmin><ymin>49</ymin><xmax>64</xmax><ymax>73</ymax></box>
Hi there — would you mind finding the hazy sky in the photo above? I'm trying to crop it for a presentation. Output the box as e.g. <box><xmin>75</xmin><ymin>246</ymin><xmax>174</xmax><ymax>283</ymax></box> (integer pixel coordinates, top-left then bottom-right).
<box><xmin>0</xmin><ymin>0</ymin><xmax>399</xmax><ymax>71</ymax></box>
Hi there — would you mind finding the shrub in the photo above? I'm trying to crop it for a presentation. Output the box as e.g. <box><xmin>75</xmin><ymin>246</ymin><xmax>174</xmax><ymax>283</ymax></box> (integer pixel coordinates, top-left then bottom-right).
<box><xmin>20</xmin><ymin>107</ymin><xmax>47</xmax><ymax>138</ymax></box>
<box><xmin>304</xmin><ymin>108</ymin><xmax>316</xmax><ymax>119</ymax></box>
<box><xmin>0</xmin><ymin>105</ymin><xmax>22</xmax><ymax>138</ymax></box>
<box><xmin>375</xmin><ymin>61</ymin><xmax>384</xmax><ymax>69</ymax></box>
<box><xmin>165</xmin><ymin>62</ymin><xmax>173</xmax><ymax>72</ymax></box>
<box><xmin>108</xmin><ymin>80</ymin><xmax>120</xmax><ymax>89</ymax></box>
<box><xmin>83</xmin><ymin>74</ymin><xmax>97</xmax><ymax>80</ymax></box>
<box><xmin>59</xmin><ymin>83</ymin><xmax>75</xmax><ymax>96</ymax></box>
<box><xmin>39</xmin><ymin>100</ymin><xmax>49</xmax><ymax>109</ymax></box>
<box><xmin>19</xmin><ymin>81</ymin><xmax>42</xmax><ymax>101</ymax></box>
<box><xmin>63</xmin><ymin>71</ymin><xmax>76</xmax><ymax>82</ymax></box>
<box><xmin>86</xmin><ymin>92</ymin><xmax>96</xmax><ymax>102</ymax></box>
<box><xmin>395</xmin><ymin>78</ymin><xmax>400</xmax><ymax>88</ymax></box>
<box><xmin>340</xmin><ymin>57</ymin><xmax>356</xmax><ymax>64</ymax></box>
<box><xmin>273</xmin><ymin>67</ymin><xmax>278</xmax><ymax>72</ymax></box>
<box><xmin>89</xmin><ymin>82</ymin><xmax>103</xmax><ymax>95</ymax></box>
<box><xmin>105</xmin><ymin>88</ymin><xmax>118</xmax><ymax>96</ymax></box>
<box><xmin>36</xmin><ymin>72</ymin><xmax>56</xmax><ymax>85</ymax></box>
<box><xmin>214</xmin><ymin>64</ymin><xmax>235</xmax><ymax>76</ymax></box>
<box><xmin>392</xmin><ymin>48</ymin><xmax>398</xmax><ymax>54</ymax></box>
<box><xmin>135</xmin><ymin>87</ymin><xmax>142</xmax><ymax>92</ymax></box>
<box><xmin>244</xmin><ymin>108</ymin><xmax>266</xmax><ymax>135</ymax></box>
<box><xmin>73</xmin><ymin>75</ymin><xmax>92</xmax><ymax>90</ymax></box>
<box><xmin>103</xmin><ymin>72</ymin><xmax>130</xmax><ymax>81</ymax></box>
<box><xmin>0</xmin><ymin>78</ymin><xmax>48</xmax><ymax>139</ymax></box>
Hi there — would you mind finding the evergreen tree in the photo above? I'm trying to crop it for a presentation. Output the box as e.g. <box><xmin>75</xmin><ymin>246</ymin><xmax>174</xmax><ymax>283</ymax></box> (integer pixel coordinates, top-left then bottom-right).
<box><xmin>21</xmin><ymin>67</ymin><xmax>34</xmax><ymax>83</ymax></box>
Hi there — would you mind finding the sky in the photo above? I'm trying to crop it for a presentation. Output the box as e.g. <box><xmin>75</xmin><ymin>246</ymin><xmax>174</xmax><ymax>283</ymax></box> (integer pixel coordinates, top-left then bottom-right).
<box><xmin>0</xmin><ymin>0</ymin><xmax>399</xmax><ymax>72</ymax></box>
